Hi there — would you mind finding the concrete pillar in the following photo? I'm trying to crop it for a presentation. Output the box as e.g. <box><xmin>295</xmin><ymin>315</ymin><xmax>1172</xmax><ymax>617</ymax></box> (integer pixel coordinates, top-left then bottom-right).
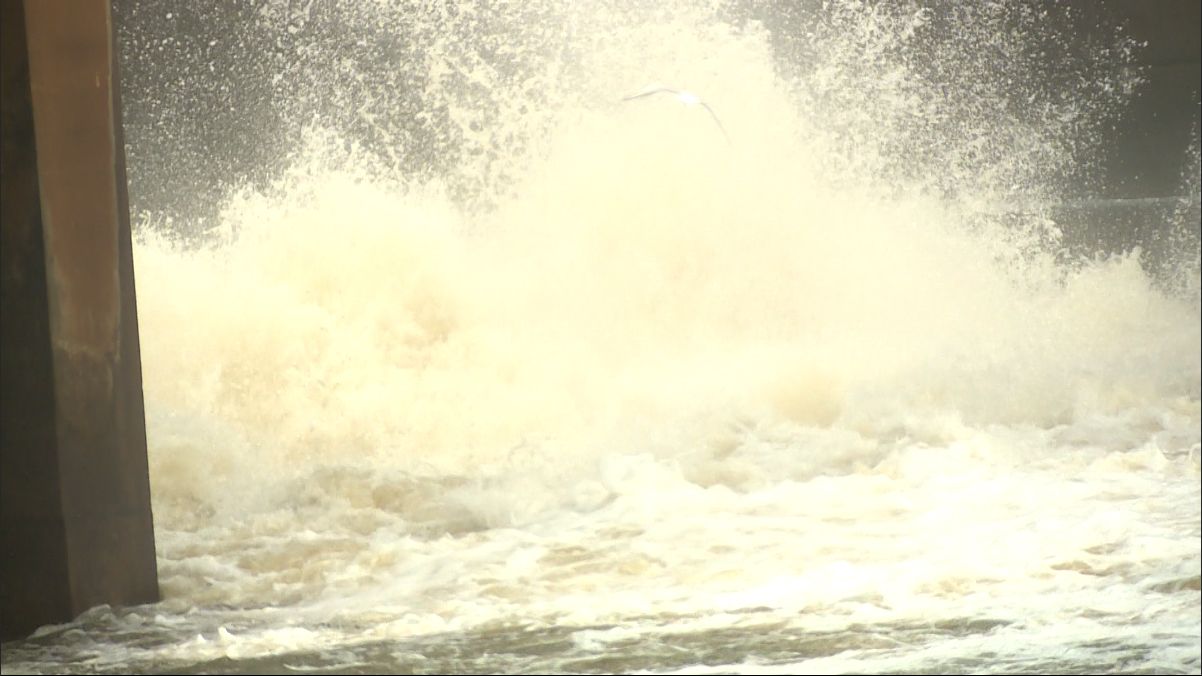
<box><xmin>1</xmin><ymin>0</ymin><xmax>158</xmax><ymax>641</ymax></box>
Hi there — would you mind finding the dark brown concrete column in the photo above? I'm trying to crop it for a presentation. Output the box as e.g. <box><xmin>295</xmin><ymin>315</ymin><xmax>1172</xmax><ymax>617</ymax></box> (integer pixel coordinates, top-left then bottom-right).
<box><xmin>2</xmin><ymin>0</ymin><xmax>158</xmax><ymax>641</ymax></box>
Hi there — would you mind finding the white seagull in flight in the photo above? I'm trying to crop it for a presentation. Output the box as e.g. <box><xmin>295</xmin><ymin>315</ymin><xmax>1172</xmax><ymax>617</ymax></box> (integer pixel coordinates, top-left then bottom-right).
<box><xmin>621</xmin><ymin>85</ymin><xmax>731</xmax><ymax>144</ymax></box>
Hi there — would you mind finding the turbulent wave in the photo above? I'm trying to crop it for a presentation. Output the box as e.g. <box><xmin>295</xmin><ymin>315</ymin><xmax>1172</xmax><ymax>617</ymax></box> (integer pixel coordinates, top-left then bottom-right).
<box><xmin>131</xmin><ymin>0</ymin><xmax>1198</xmax><ymax>537</ymax></box>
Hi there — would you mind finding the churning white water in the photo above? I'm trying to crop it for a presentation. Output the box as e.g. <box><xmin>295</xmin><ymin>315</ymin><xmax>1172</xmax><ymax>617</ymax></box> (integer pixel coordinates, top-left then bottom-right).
<box><xmin>3</xmin><ymin>1</ymin><xmax>1199</xmax><ymax>673</ymax></box>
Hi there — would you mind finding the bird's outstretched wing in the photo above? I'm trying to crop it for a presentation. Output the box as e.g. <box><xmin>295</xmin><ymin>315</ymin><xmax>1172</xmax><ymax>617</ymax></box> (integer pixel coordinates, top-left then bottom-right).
<box><xmin>620</xmin><ymin>86</ymin><xmax>731</xmax><ymax>144</ymax></box>
<box><xmin>621</xmin><ymin>86</ymin><xmax>682</xmax><ymax>102</ymax></box>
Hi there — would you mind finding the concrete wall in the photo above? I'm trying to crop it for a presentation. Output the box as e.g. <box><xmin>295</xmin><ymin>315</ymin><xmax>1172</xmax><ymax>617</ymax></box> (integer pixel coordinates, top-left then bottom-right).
<box><xmin>1051</xmin><ymin>0</ymin><xmax>1200</xmax><ymax>261</ymax></box>
<box><xmin>1</xmin><ymin>0</ymin><xmax>158</xmax><ymax>641</ymax></box>
<box><xmin>1088</xmin><ymin>0</ymin><xmax>1200</xmax><ymax>199</ymax></box>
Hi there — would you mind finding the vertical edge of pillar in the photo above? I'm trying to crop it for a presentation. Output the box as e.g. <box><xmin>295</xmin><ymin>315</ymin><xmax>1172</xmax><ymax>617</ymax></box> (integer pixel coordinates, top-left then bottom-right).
<box><xmin>109</xmin><ymin>0</ymin><xmax>162</xmax><ymax>614</ymax></box>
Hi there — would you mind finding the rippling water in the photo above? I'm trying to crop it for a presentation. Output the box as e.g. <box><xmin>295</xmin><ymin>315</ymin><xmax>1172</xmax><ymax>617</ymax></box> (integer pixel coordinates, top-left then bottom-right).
<box><xmin>3</xmin><ymin>1</ymin><xmax>1199</xmax><ymax>673</ymax></box>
